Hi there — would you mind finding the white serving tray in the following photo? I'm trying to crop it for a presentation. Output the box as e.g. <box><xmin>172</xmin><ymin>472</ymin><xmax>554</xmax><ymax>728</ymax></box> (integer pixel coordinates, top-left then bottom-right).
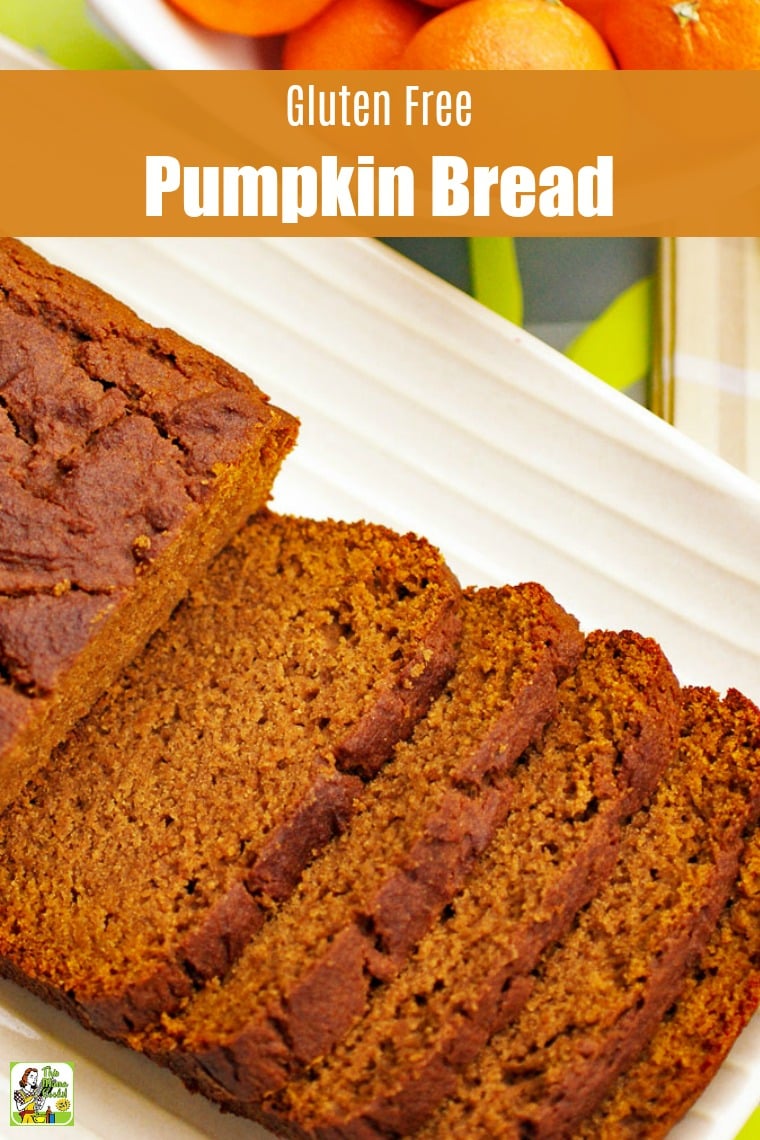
<box><xmin>3</xmin><ymin>237</ymin><xmax>759</xmax><ymax>1140</ymax></box>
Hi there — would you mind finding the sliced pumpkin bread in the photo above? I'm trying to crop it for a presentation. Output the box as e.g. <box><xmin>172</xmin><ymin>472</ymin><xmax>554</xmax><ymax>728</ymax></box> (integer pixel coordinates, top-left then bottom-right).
<box><xmin>235</xmin><ymin>628</ymin><xmax>679</xmax><ymax>1138</ymax></box>
<box><xmin>153</xmin><ymin>582</ymin><xmax>584</xmax><ymax>1096</ymax></box>
<box><xmin>416</xmin><ymin>686</ymin><xmax>760</xmax><ymax>1139</ymax></box>
<box><xmin>0</xmin><ymin>512</ymin><xmax>461</xmax><ymax>1038</ymax></box>
<box><xmin>578</xmin><ymin>809</ymin><xmax>760</xmax><ymax>1138</ymax></box>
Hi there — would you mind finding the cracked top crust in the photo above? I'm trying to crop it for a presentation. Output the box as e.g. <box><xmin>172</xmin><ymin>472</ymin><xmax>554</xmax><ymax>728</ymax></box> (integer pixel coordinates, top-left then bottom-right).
<box><xmin>0</xmin><ymin>238</ymin><xmax>295</xmax><ymax>726</ymax></box>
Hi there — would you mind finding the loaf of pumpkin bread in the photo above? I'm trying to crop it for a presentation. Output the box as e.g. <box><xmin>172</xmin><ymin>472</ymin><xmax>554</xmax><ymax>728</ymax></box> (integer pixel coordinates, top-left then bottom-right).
<box><xmin>0</xmin><ymin>513</ymin><xmax>461</xmax><ymax>1038</ymax></box>
<box><xmin>0</xmin><ymin>238</ymin><xmax>297</xmax><ymax>810</ymax></box>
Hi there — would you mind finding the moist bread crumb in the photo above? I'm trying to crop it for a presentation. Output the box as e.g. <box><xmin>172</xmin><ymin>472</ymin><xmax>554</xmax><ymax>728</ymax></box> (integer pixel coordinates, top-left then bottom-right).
<box><xmin>0</xmin><ymin>513</ymin><xmax>461</xmax><ymax>1039</ymax></box>
<box><xmin>578</xmin><ymin>806</ymin><xmax>760</xmax><ymax>1138</ymax></box>
<box><xmin>152</xmin><ymin>583</ymin><xmax>583</xmax><ymax>1097</ymax></box>
<box><xmin>0</xmin><ymin>238</ymin><xmax>298</xmax><ymax>810</ymax></box>
<box><xmin>233</xmin><ymin>628</ymin><xmax>678</xmax><ymax>1139</ymax></box>
<box><xmin>417</xmin><ymin>687</ymin><xmax>760</xmax><ymax>1140</ymax></box>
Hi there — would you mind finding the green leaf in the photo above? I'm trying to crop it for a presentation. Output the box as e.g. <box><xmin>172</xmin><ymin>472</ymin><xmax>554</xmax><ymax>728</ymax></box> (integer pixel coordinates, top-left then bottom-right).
<box><xmin>565</xmin><ymin>275</ymin><xmax>654</xmax><ymax>392</ymax></box>
<box><xmin>469</xmin><ymin>238</ymin><xmax>524</xmax><ymax>328</ymax></box>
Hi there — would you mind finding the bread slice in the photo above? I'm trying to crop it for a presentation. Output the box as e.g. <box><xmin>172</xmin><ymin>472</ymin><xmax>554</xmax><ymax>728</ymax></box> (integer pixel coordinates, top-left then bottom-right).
<box><xmin>415</xmin><ymin>687</ymin><xmax>760</xmax><ymax>1140</ymax></box>
<box><xmin>0</xmin><ymin>513</ymin><xmax>461</xmax><ymax>1038</ymax></box>
<box><xmin>578</xmin><ymin>815</ymin><xmax>760</xmax><ymax>1138</ymax></box>
<box><xmin>152</xmin><ymin>583</ymin><xmax>584</xmax><ymax>1097</ymax></box>
<box><xmin>0</xmin><ymin>238</ymin><xmax>298</xmax><ymax>811</ymax></box>
<box><xmin>230</xmin><ymin>628</ymin><xmax>679</xmax><ymax>1138</ymax></box>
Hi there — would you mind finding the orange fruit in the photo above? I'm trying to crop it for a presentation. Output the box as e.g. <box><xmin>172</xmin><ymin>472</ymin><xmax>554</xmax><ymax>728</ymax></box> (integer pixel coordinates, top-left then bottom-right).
<box><xmin>398</xmin><ymin>0</ymin><xmax>617</xmax><ymax>68</ymax></box>
<box><xmin>604</xmin><ymin>0</ymin><xmax>760</xmax><ymax>68</ymax></box>
<box><xmin>166</xmin><ymin>0</ymin><xmax>334</xmax><ymax>36</ymax></box>
<box><xmin>283</xmin><ymin>0</ymin><xmax>430</xmax><ymax>67</ymax></box>
<box><xmin>561</xmin><ymin>0</ymin><xmax>607</xmax><ymax>34</ymax></box>
<box><xmin>421</xmin><ymin>1</ymin><xmax>469</xmax><ymax>7</ymax></box>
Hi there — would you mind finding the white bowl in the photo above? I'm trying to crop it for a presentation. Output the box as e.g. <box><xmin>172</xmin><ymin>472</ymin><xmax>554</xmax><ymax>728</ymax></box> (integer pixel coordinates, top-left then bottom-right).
<box><xmin>86</xmin><ymin>0</ymin><xmax>282</xmax><ymax>69</ymax></box>
<box><xmin>0</xmin><ymin>32</ymin><xmax>53</xmax><ymax>69</ymax></box>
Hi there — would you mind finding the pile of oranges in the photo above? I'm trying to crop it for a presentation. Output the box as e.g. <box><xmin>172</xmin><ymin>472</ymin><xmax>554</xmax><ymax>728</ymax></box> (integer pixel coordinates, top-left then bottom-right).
<box><xmin>167</xmin><ymin>0</ymin><xmax>760</xmax><ymax>69</ymax></box>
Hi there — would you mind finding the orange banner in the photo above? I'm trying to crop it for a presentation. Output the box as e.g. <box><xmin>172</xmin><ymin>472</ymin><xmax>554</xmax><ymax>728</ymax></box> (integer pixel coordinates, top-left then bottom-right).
<box><xmin>2</xmin><ymin>70</ymin><xmax>759</xmax><ymax>236</ymax></box>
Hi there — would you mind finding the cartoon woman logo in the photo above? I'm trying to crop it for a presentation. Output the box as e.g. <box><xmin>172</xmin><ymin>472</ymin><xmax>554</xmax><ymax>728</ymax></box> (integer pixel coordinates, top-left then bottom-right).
<box><xmin>13</xmin><ymin>1067</ymin><xmax>50</xmax><ymax>1124</ymax></box>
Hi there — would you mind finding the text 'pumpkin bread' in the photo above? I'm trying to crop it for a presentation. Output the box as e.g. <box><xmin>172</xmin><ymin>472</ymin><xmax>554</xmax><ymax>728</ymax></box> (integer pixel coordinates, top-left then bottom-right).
<box><xmin>152</xmin><ymin>582</ymin><xmax>583</xmax><ymax>1095</ymax></box>
<box><xmin>0</xmin><ymin>238</ymin><xmax>298</xmax><ymax>810</ymax></box>
<box><xmin>0</xmin><ymin>513</ymin><xmax>461</xmax><ymax>1037</ymax></box>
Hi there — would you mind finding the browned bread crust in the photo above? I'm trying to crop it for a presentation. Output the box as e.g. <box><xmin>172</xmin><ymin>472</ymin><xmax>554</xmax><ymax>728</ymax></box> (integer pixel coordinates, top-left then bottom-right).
<box><xmin>235</xmin><ymin>628</ymin><xmax>679</xmax><ymax>1139</ymax></box>
<box><xmin>0</xmin><ymin>238</ymin><xmax>298</xmax><ymax>810</ymax></box>
<box><xmin>416</xmin><ymin>686</ymin><xmax>760</xmax><ymax>1139</ymax></box>
<box><xmin>152</xmin><ymin>583</ymin><xmax>583</xmax><ymax>1099</ymax></box>
<box><xmin>0</xmin><ymin>513</ymin><xmax>461</xmax><ymax>1038</ymax></box>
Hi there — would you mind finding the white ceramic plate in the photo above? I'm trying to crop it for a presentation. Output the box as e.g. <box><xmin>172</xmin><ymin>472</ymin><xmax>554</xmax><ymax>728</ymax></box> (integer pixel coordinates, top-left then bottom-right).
<box><xmin>3</xmin><ymin>236</ymin><xmax>760</xmax><ymax>1139</ymax></box>
<box><xmin>86</xmin><ymin>0</ymin><xmax>280</xmax><ymax>69</ymax></box>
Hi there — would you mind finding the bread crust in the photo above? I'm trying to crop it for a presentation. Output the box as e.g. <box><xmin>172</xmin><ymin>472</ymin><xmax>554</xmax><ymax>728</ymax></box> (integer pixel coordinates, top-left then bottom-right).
<box><xmin>0</xmin><ymin>238</ymin><xmax>297</xmax><ymax>810</ymax></box>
